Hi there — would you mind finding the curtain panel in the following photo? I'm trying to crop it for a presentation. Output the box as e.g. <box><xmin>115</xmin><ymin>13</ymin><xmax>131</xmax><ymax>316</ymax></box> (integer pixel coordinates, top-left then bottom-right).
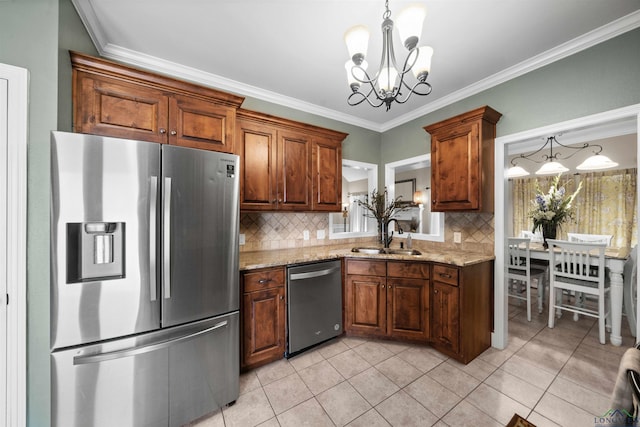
<box><xmin>511</xmin><ymin>169</ymin><xmax>637</xmax><ymax>249</ymax></box>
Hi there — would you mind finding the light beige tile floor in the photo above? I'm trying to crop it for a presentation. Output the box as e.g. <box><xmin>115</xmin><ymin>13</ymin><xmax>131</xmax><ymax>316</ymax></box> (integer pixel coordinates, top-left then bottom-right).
<box><xmin>186</xmin><ymin>292</ymin><xmax>637</xmax><ymax>427</ymax></box>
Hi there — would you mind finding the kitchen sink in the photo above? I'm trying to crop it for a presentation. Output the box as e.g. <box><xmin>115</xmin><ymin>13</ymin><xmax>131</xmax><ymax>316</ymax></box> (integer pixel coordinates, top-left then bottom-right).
<box><xmin>351</xmin><ymin>247</ymin><xmax>421</xmax><ymax>256</ymax></box>
<box><xmin>384</xmin><ymin>249</ymin><xmax>422</xmax><ymax>255</ymax></box>
<box><xmin>351</xmin><ymin>247</ymin><xmax>384</xmax><ymax>254</ymax></box>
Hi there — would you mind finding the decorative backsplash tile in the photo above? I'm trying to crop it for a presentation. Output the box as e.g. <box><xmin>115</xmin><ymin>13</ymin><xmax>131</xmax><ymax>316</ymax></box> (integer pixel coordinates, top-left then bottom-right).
<box><xmin>240</xmin><ymin>211</ymin><xmax>495</xmax><ymax>255</ymax></box>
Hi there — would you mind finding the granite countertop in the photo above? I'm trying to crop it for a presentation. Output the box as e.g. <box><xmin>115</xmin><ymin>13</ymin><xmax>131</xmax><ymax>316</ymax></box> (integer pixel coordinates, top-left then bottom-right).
<box><xmin>239</xmin><ymin>244</ymin><xmax>494</xmax><ymax>270</ymax></box>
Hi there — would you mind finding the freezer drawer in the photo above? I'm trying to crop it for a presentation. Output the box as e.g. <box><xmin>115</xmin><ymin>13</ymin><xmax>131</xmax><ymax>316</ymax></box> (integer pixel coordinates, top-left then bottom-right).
<box><xmin>51</xmin><ymin>312</ymin><xmax>239</xmax><ymax>427</ymax></box>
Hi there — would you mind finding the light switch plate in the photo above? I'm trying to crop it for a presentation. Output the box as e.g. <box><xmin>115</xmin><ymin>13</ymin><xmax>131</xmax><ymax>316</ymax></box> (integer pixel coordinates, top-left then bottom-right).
<box><xmin>303</xmin><ymin>230</ymin><xmax>310</xmax><ymax>240</ymax></box>
<box><xmin>239</xmin><ymin>234</ymin><xmax>245</xmax><ymax>245</ymax></box>
<box><xmin>317</xmin><ymin>229</ymin><xmax>326</xmax><ymax>239</ymax></box>
<box><xmin>453</xmin><ymin>232</ymin><xmax>462</xmax><ymax>243</ymax></box>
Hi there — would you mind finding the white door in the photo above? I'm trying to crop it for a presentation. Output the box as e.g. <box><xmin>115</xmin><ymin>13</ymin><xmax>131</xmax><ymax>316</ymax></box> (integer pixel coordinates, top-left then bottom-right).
<box><xmin>0</xmin><ymin>62</ymin><xmax>28</xmax><ymax>427</ymax></box>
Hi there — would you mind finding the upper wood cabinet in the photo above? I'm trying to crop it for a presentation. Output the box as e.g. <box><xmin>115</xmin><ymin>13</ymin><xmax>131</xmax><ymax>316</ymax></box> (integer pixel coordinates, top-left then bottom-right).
<box><xmin>70</xmin><ymin>51</ymin><xmax>244</xmax><ymax>153</ymax></box>
<box><xmin>236</xmin><ymin>109</ymin><xmax>347</xmax><ymax>212</ymax></box>
<box><xmin>424</xmin><ymin>106</ymin><xmax>502</xmax><ymax>212</ymax></box>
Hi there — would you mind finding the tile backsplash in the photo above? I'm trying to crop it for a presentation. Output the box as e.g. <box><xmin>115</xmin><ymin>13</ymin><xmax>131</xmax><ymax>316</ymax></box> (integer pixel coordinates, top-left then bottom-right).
<box><xmin>239</xmin><ymin>211</ymin><xmax>495</xmax><ymax>255</ymax></box>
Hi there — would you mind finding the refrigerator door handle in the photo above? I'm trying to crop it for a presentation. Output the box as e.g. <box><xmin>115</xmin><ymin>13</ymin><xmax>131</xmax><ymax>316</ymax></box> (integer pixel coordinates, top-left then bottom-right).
<box><xmin>73</xmin><ymin>320</ymin><xmax>228</xmax><ymax>365</ymax></box>
<box><xmin>163</xmin><ymin>176</ymin><xmax>172</xmax><ymax>299</ymax></box>
<box><xmin>149</xmin><ymin>176</ymin><xmax>158</xmax><ymax>301</ymax></box>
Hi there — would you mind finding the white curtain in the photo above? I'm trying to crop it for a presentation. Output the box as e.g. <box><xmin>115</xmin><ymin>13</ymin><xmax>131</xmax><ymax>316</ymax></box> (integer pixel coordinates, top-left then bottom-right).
<box><xmin>349</xmin><ymin>193</ymin><xmax>369</xmax><ymax>233</ymax></box>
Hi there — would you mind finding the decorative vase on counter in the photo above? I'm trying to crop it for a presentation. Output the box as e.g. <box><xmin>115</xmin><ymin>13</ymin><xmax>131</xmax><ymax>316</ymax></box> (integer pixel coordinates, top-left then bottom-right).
<box><xmin>542</xmin><ymin>223</ymin><xmax>557</xmax><ymax>249</ymax></box>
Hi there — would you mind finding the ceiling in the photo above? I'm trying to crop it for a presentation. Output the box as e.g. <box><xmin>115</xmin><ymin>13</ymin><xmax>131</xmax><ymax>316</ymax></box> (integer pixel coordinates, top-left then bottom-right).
<box><xmin>71</xmin><ymin>0</ymin><xmax>640</xmax><ymax>132</ymax></box>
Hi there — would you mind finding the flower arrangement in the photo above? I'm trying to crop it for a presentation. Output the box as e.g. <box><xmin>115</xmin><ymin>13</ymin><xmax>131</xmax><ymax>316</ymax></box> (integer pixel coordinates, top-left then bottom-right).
<box><xmin>529</xmin><ymin>173</ymin><xmax>582</xmax><ymax>246</ymax></box>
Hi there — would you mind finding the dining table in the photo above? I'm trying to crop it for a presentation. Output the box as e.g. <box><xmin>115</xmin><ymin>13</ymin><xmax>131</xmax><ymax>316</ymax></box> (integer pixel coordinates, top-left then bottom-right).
<box><xmin>529</xmin><ymin>243</ymin><xmax>630</xmax><ymax>346</ymax></box>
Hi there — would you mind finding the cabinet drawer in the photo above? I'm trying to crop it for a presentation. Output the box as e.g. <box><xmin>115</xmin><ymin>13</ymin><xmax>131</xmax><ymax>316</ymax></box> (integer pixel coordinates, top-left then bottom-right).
<box><xmin>243</xmin><ymin>268</ymin><xmax>285</xmax><ymax>292</ymax></box>
<box><xmin>346</xmin><ymin>259</ymin><xmax>386</xmax><ymax>276</ymax></box>
<box><xmin>433</xmin><ymin>264</ymin><xmax>459</xmax><ymax>286</ymax></box>
<box><xmin>387</xmin><ymin>261</ymin><xmax>430</xmax><ymax>279</ymax></box>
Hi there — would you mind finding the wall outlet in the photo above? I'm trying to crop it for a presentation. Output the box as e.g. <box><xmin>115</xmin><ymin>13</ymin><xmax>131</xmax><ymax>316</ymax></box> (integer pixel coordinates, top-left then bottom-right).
<box><xmin>303</xmin><ymin>230</ymin><xmax>310</xmax><ymax>240</ymax></box>
<box><xmin>453</xmin><ymin>232</ymin><xmax>462</xmax><ymax>243</ymax></box>
<box><xmin>239</xmin><ymin>233</ymin><xmax>245</xmax><ymax>245</ymax></box>
<box><xmin>317</xmin><ymin>229</ymin><xmax>326</xmax><ymax>239</ymax></box>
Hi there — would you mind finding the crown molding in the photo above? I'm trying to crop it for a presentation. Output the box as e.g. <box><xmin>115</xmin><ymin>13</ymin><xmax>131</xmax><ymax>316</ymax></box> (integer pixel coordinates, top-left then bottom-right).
<box><xmin>71</xmin><ymin>0</ymin><xmax>640</xmax><ymax>134</ymax></box>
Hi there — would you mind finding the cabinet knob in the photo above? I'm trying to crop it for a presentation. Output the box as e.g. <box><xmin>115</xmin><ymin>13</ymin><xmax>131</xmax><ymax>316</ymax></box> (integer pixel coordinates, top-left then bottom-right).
<box><xmin>170</xmin><ymin>130</ymin><xmax>177</xmax><ymax>136</ymax></box>
<box><xmin>388</xmin><ymin>285</ymin><xmax>392</xmax><ymax>289</ymax></box>
<box><xmin>279</xmin><ymin>295</ymin><xmax>284</xmax><ymax>300</ymax></box>
<box><xmin>159</xmin><ymin>128</ymin><xmax>167</xmax><ymax>134</ymax></box>
<box><xmin>434</xmin><ymin>289</ymin><xmax>438</xmax><ymax>294</ymax></box>
<box><xmin>381</xmin><ymin>285</ymin><xmax>385</xmax><ymax>289</ymax></box>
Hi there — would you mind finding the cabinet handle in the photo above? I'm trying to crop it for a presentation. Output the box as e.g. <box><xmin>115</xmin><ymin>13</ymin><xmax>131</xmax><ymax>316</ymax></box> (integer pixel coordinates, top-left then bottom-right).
<box><xmin>258</xmin><ymin>278</ymin><xmax>273</xmax><ymax>285</ymax></box>
<box><xmin>279</xmin><ymin>295</ymin><xmax>284</xmax><ymax>300</ymax></box>
<box><xmin>159</xmin><ymin>128</ymin><xmax>167</xmax><ymax>134</ymax></box>
<box><xmin>439</xmin><ymin>273</ymin><xmax>452</xmax><ymax>279</ymax></box>
<box><xmin>170</xmin><ymin>130</ymin><xmax>177</xmax><ymax>136</ymax></box>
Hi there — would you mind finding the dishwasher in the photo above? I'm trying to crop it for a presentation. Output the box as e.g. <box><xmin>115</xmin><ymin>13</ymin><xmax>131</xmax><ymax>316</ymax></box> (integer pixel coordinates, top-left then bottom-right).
<box><xmin>286</xmin><ymin>260</ymin><xmax>342</xmax><ymax>357</ymax></box>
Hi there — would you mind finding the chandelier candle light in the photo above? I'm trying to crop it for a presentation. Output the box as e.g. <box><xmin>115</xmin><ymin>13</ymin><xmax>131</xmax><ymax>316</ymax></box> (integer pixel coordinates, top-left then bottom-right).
<box><xmin>344</xmin><ymin>0</ymin><xmax>434</xmax><ymax>111</ymax></box>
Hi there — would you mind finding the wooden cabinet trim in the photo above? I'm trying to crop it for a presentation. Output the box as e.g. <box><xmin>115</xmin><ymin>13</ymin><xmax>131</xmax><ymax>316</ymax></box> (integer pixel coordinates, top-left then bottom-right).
<box><xmin>237</xmin><ymin>108</ymin><xmax>348</xmax><ymax>141</ymax></box>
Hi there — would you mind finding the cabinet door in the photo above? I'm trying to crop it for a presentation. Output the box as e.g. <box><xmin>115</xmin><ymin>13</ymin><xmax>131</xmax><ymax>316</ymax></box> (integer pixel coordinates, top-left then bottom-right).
<box><xmin>431</xmin><ymin>281</ymin><xmax>460</xmax><ymax>354</ymax></box>
<box><xmin>242</xmin><ymin>287</ymin><xmax>285</xmax><ymax>369</ymax></box>
<box><xmin>237</xmin><ymin>119</ymin><xmax>278</xmax><ymax>210</ymax></box>
<box><xmin>431</xmin><ymin>122</ymin><xmax>480</xmax><ymax>211</ymax></box>
<box><xmin>277</xmin><ymin>129</ymin><xmax>311</xmax><ymax>210</ymax></box>
<box><xmin>345</xmin><ymin>274</ymin><xmax>386</xmax><ymax>336</ymax></box>
<box><xmin>312</xmin><ymin>137</ymin><xmax>342</xmax><ymax>211</ymax></box>
<box><xmin>169</xmin><ymin>94</ymin><xmax>236</xmax><ymax>153</ymax></box>
<box><xmin>74</xmin><ymin>70</ymin><xmax>169</xmax><ymax>143</ymax></box>
<box><xmin>387</xmin><ymin>277</ymin><xmax>429</xmax><ymax>341</ymax></box>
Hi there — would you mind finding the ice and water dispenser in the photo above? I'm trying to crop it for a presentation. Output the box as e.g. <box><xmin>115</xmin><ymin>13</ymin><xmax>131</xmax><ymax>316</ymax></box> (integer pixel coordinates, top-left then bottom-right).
<box><xmin>66</xmin><ymin>222</ymin><xmax>125</xmax><ymax>283</ymax></box>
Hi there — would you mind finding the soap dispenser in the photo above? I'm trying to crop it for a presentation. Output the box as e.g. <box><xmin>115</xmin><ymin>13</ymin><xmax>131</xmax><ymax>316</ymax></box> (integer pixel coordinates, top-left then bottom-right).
<box><xmin>406</xmin><ymin>233</ymin><xmax>412</xmax><ymax>249</ymax></box>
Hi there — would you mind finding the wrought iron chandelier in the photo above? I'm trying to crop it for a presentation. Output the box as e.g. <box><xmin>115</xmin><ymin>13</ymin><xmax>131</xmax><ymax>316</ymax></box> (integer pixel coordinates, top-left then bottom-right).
<box><xmin>507</xmin><ymin>135</ymin><xmax>619</xmax><ymax>178</ymax></box>
<box><xmin>344</xmin><ymin>0</ymin><xmax>434</xmax><ymax>111</ymax></box>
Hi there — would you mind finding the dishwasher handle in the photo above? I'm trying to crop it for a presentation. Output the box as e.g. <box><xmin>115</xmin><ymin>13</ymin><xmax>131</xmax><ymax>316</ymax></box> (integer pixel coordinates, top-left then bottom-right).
<box><xmin>289</xmin><ymin>266</ymin><xmax>340</xmax><ymax>281</ymax></box>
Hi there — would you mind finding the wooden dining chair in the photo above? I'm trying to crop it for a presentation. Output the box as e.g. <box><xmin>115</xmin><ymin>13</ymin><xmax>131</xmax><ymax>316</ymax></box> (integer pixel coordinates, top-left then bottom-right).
<box><xmin>508</xmin><ymin>237</ymin><xmax>548</xmax><ymax>321</ymax></box>
<box><xmin>547</xmin><ymin>239</ymin><xmax>610</xmax><ymax>344</ymax></box>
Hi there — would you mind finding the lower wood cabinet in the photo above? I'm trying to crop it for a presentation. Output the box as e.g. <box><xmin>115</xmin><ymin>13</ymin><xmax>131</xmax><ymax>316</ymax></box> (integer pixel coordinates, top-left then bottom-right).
<box><xmin>431</xmin><ymin>262</ymin><xmax>493</xmax><ymax>364</ymax></box>
<box><xmin>241</xmin><ymin>267</ymin><xmax>286</xmax><ymax>370</ymax></box>
<box><xmin>345</xmin><ymin>259</ymin><xmax>429</xmax><ymax>342</ymax></box>
<box><xmin>345</xmin><ymin>257</ymin><xmax>493</xmax><ymax>364</ymax></box>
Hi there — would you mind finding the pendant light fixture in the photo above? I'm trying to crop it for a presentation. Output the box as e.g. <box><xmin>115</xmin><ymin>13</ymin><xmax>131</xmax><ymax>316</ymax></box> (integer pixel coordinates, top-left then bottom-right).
<box><xmin>344</xmin><ymin>0</ymin><xmax>434</xmax><ymax>111</ymax></box>
<box><xmin>507</xmin><ymin>135</ymin><xmax>619</xmax><ymax>178</ymax></box>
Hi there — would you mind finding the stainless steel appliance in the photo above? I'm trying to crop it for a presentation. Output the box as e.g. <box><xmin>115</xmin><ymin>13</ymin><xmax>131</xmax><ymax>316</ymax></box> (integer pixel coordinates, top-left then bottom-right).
<box><xmin>50</xmin><ymin>131</ymin><xmax>240</xmax><ymax>427</ymax></box>
<box><xmin>286</xmin><ymin>260</ymin><xmax>342</xmax><ymax>356</ymax></box>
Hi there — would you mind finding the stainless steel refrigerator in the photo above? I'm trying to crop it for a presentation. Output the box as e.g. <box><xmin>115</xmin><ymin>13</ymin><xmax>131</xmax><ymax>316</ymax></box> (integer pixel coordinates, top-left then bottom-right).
<box><xmin>50</xmin><ymin>131</ymin><xmax>240</xmax><ymax>427</ymax></box>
